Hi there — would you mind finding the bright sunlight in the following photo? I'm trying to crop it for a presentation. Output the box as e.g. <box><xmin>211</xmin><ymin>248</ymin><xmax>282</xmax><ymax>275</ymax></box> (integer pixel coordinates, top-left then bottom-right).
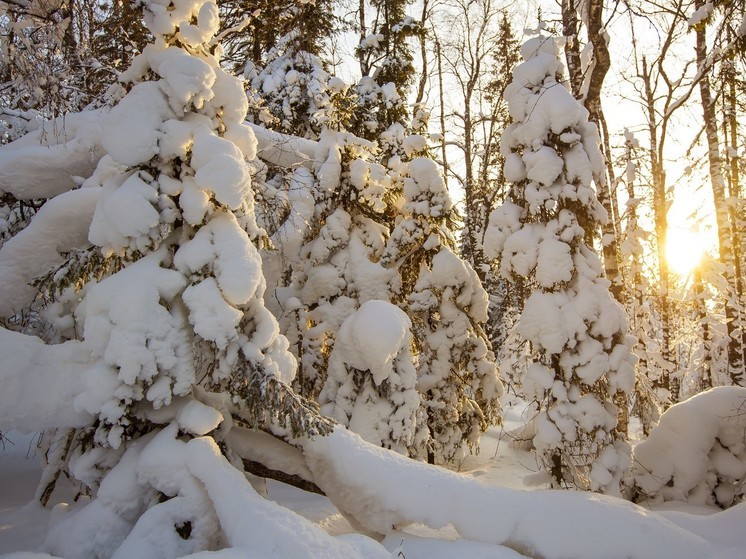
<box><xmin>666</xmin><ymin>228</ymin><xmax>708</xmax><ymax>276</ymax></box>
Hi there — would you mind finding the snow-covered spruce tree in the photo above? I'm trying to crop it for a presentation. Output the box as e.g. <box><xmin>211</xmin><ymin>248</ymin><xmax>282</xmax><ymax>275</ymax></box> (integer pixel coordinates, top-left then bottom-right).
<box><xmin>484</xmin><ymin>36</ymin><xmax>635</xmax><ymax>493</ymax></box>
<box><xmin>352</xmin><ymin>0</ymin><xmax>421</xmax><ymax>145</ymax></box>
<box><xmin>278</xmin><ymin>114</ymin><xmax>501</xmax><ymax>462</ymax></box>
<box><xmin>277</xmin><ymin>131</ymin><xmax>428</xmax><ymax>456</ymax></box>
<box><xmin>244</xmin><ymin>0</ymin><xmax>346</xmax><ymax>140</ymax></box>
<box><xmin>18</xmin><ymin>3</ymin><xmax>391</xmax><ymax>556</ymax></box>
<box><xmin>380</xmin><ymin>148</ymin><xmax>503</xmax><ymax>464</ymax></box>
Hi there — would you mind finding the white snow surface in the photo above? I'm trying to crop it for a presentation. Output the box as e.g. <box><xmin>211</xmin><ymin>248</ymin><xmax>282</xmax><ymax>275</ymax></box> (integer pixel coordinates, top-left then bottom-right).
<box><xmin>633</xmin><ymin>386</ymin><xmax>746</xmax><ymax>508</ymax></box>
<box><xmin>303</xmin><ymin>428</ymin><xmax>743</xmax><ymax>559</ymax></box>
<box><xmin>2</xmin><ymin>404</ymin><xmax>746</xmax><ymax>558</ymax></box>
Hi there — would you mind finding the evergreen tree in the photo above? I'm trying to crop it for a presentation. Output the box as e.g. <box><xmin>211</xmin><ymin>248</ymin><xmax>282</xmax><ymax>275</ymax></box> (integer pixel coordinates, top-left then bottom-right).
<box><xmin>485</xmin><ymin>35</ymin><xmax>635</xmax><ymax>493</ymax></box>
<box><xmin>242</xmin><ymin>0</ymin><xmax>344</xmax><ymax>139</ymax></box>
<box><xmin>352</xmin><ymin>0</ymin><xmax>421</xmax><ymax>144</ymax></box>
<box><xmin>381</xmin><ymin>154</ymin><xmax>503</xmax><ymax>463</ymax></box>
<box><xmin>23</xmin><ymin>2</ymin><xmax>334</xmax><ymax>552</ymax></box>
<box><xmin>277</xmin><ymin>117</ymin><xmax>502</xmax><ymax>462</ymax></box>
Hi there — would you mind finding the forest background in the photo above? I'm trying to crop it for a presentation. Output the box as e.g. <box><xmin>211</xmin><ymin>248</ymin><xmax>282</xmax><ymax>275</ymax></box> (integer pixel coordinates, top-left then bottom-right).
<box><xmin>0</xmin><ymin>0</ymin><xmax>745</xmax><ymax>556</ymax></box>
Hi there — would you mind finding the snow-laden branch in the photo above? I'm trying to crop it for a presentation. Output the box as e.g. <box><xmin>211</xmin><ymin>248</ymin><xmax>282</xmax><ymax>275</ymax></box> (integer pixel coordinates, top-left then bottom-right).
<box><xmin>0</xmin><ymin>110</ymin><xmax>105</xmax><ymax>200</ymax></box>
<box><xmin>0</xmin><ymin>328</ymin><xmax>94</xmax><ymax>432</ymax></box>
<box><xmin>0</xmin><ymin>187</ymin><xmax>99</xmax><ymax>317</ymax></box>
<box><xmin>246</xmin><ymin>121</ymin><xmax>318</xmax><ymax>170</ymax></box>
<box><xmin>303</xmin><ymin>428</ymin><xmax>740</xmax><ymax>559</ymax></box>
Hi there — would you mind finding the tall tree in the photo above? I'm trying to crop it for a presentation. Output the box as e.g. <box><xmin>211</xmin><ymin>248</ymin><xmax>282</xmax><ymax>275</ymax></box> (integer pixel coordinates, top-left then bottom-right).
<box><xmin>438</xmin><ymin>2</ymin><xmax>519</xmax><ymax>279</ymax></box>
<box><xmin>13</xmin><ymin>2</ymin><xmax>340</xmax><ymax>552</ymax></box>
<box><xmin>352</xmin><ymin>0</ymin><xmax>421</xmax><ymax>144</ymax></box>
<box><xmin>485</xmin><ymin>35</ymin><xmax>634</xmax><ymax>493</ymax></box>
<box><xmin>692</xmin><ymin>0</ymin><xmax>745</xmax><ymax>384</ymax></box>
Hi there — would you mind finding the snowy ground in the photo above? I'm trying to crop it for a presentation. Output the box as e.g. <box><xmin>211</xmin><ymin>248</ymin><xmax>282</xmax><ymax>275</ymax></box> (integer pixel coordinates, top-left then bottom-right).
<box><xmin>1</xmin><ymin>402</ymin><xmax>743</xmax><ymax>558</ymax></box>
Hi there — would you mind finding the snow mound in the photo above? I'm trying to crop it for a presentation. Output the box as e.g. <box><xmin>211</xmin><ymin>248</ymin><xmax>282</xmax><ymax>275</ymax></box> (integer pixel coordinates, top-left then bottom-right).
<box><xmin>633</xmin><ymin>386</ymin><xmax>746</xmax><ymax>508</ymax></box>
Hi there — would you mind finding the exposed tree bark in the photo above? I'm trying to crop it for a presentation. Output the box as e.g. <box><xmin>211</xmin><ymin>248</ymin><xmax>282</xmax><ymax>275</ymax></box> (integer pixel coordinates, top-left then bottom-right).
<box><xmin>414</xmin><ymin>0</ymin><xmax>429</xmax><ymax>105</ymax></box>
<box><xmin>562</xmin><ymin>0</ymin><xmax>583</xmax><ymax>97</ymax></box>
<box><xmin>583</xmin><ymin>0</ymin><xmax>623</xmax><ymax>304</ymax></box>
<box><xmin>695</xmin><ymin>0</ymin><xmax>745</xmax><ymax>384</ymax></box>
<box><xmin>242</xmin><ymin>459</ymin><xmax>324</xmax><ymax>495</ymax></box>
<box><xmin>722</xmin><ymin>34</ymin><xmax>746</xmax><ymax>373</ymax></box>
<box><xmin>436</xmin><ymin>38</ymin><xmax>448</xmax><ymax>190</ymax></box>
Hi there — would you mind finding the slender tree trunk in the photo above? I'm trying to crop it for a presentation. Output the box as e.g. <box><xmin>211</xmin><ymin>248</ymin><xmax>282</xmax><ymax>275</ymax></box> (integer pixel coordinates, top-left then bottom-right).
<box><xmin>723</xmin><ymin>49</ymin><xmax>746</xmax><ymax>372</ymax></box>
<box><xmin>574</xmin><ymin>0</ymin><xmax>626</xmax><ymax>427</ymax></box>
<box><xmin>415</xmin><ymin>0</ymin><xmax>429</xmax><ymax>105</ymax></box>
<box><xmin>562</xmin><ymin>0</ymin><xmax>583</xmax><ymax>98</ymax></box>
<box><xmin>693</xmin><ymin>267</ymin><xmax>713</xmax><ymax>391</ymax></box>
<box><xmin>643</xmin><ymin>56</ymin><xmax>674</xmax><ymax>401</ymax></box>
<box><xmin>695</xmin><ymin>3</ymin><xmax>745</xmax><ymax>385</ymax></box>
<box><xmin>358</xmin><ymin>0</ymin><xmax>369</xmax><ymax>76</ymax></box>
<box><xmin>436</xmin><ymin>39</ymin><xmax>448</xmax><ymax>192</ymax></box>
<box><xmin>584</xmin><ymin>0</ymin><xmax>623</xmax><ymax>305</ymax></box>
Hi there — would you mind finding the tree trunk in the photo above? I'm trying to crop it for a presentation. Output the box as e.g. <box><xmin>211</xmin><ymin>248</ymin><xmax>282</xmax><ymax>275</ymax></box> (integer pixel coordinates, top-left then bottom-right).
<box><xmin>561</xmin><ymin>0</ymin><xmax>583</xmax><ymax>98</ymax></box>
<box><xmin>643</xmin><ymin>56</ymin><xmax>674</xmax><ymax>401</ymax></box>
<box><xmin>695</xmin><ymin>3</ymin><xmax>745</xmax><ymax>385</ymax></box>
<box><xmin>723</xmin><ymin>43</ymin><xmax>746</xmax><ymax>374</ymax></box>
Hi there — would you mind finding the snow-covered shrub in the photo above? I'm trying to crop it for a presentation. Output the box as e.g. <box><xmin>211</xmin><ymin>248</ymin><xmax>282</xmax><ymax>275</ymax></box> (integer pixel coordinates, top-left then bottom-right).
<box><xmin>632</xmin><ymin>386</ymin><xmax>746</xmax><ymax>508</ymax></box>
<box><xmin>484</xmin><ymin>35</ymin><xmax>635</xmax><ymax>493</ymax></box>
<box><xmin>320</xmin><ymin>299</ymin><xmax>424</xmax><ymax>454</ymax></box>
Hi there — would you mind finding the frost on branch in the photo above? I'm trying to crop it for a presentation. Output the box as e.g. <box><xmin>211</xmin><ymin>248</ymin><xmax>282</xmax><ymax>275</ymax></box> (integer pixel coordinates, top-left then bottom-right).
<box><xmin>484</xmin><ymin>35</ymin><xmax>635</xmax><ymax>493</ymax></box>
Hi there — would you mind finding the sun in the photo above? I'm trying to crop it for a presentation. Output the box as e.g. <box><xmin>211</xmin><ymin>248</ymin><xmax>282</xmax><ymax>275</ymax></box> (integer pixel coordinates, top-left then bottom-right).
<box><xmin>666</xmin><ymin>228</ymin><xmax>708</xmax><ymax>276</ymax></box>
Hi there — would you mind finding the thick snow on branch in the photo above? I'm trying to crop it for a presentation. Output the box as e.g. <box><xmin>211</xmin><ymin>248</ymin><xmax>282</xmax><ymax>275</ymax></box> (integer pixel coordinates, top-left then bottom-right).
<box><xmin>0</xmin><ymin>110</ymin><xmax>105</xmax><ymax>200</ymax></box>
<box><xmin>304</xmin><ymin>428</ymin><xmax>743</xmax><ymax>559</ymax></box>
<box><xmin>43</xmin><ymin>425</ymin><xmax>389</xmax><ymax>559</ymax></box>
<box><xmin>246</xmin><ymin>121</ymin><xmax>318</xmax><ymax>169</ymax></box>
<box><xmin>0</xmin><ymin>328</ymin><xmax>94</xmax><ymax>432</ymax></box>
<box><xmin>0</xmin><ymin>187</ymin><xmax>99</xmax><ymax>317</ymax></box>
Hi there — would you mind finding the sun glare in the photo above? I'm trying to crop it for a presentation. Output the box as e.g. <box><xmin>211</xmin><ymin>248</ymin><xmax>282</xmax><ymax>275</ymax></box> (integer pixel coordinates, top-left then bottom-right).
<box><xmin>666</xmin><ymin>228</ymin><xmax>708</xmax><ymax>276</ymax></box>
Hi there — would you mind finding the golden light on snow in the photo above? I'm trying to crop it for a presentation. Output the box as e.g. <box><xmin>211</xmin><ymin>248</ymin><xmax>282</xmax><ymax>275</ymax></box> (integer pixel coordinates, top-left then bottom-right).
<box><xmin>666</xmin><ymin>227</ymin><xmax>708</xmax><ymax>276</ymax></box>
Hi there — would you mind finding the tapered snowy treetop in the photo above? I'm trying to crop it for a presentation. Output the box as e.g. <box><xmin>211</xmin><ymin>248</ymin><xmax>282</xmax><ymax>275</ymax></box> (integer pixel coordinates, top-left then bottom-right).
<box><xmin>485</xmin><ymin>35</ymin><xmax>635</xmax><ymax>493</ymax></box>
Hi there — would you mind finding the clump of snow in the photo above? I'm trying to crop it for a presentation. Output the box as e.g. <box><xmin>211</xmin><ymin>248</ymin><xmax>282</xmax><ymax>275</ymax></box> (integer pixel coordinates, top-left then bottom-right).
<box><xmin>0</xmin><ymin>110</ymin><xmax>105</xmax><ymax>200</ymax></box>
<box><xmin>320</xmin><ymin>300</ymin><xmax>420</xmax><ymax>454</ymax></box>
<box><xmin>0</xmin><ymin>188</ymin><xmax>99</xmax><ymax>318</ymax></box>
<box><xmin>688</xmin><ymin>2</ymin><xmax>714</xmax><ymax>27</ymax></box>
<box><xmin>633</xmin><ymin>386</ymin><xmax>746</xmax><ymax>509</ymax></box>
